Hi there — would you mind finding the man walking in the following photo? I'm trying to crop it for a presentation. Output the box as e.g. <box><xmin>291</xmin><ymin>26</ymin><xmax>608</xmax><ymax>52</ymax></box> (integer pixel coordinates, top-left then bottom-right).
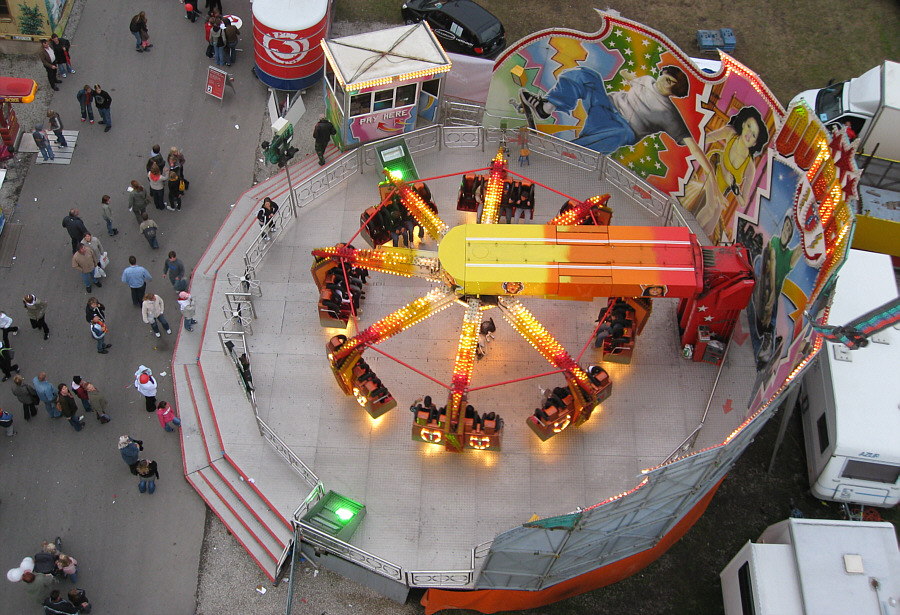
<box><xmin>32</xmin><ymin>125</ymin><xmax>54</xmax><ymax>162</ymax></box>
<box><xmin>37</xmin><ymin>39</ymin><xmax>61</xmax><ymax>91</ymax></box>
<box><xmin>93</xmin><ymin>84</ymin><xmax>113</xmax><ymax>132</ymax></box>
<box><xmin>71</xmin><ymin>244</ymin><xmax>100</xmax><ymax>293</ymax></box>
<box><xmin>33</xmin><ymin>372</ymin><xmax>60</xmax><ymax>417</ymax></box>
<box><xmin>163</xmin><ymin>251</ymin><xmax>186</xmax><ymax>290</ymax></box>
<box><xmin>100</xmin><ymin>195</ymin><xmax>118</xmax><ymax>236</ymax></box>
<box><xmin>62</xmin><ymin>209</ymin><xmax>88</xmax><ymax>253</ymax></box>
<box><xmin>313</xmin><ymin>115</ymin><xmax>336</xmax><ymax>165</ymax></box>
<box><xmin>122</xmin><ymin>255</ymin><xmax>152</xmax><ymax>307</ymax></box>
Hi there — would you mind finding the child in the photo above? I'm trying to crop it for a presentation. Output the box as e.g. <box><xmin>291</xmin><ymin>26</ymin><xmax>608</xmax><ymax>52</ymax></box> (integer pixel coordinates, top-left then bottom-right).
<box><xmin>156</xmin><ymin>400</ymin><xmax>182</xmax><ymax>432</ymax></box>
<box><xmin>56</xmin><ymin>553</ymin><xmax>78</xmax><ymax>582</ymax></box>
<box><xmin>0</xmin><ymin>406</ymin><xmax>15</xmax><ymax>437</ymax></box>
<box><xmin>177</xmin><ymin>291</ymin><xmax>197</xmax><ymax>332</ymax></box>
<box><xmin>167</xmin><ymin>170</ymin><xmax>183</xmax><ymax>211</ymax></box>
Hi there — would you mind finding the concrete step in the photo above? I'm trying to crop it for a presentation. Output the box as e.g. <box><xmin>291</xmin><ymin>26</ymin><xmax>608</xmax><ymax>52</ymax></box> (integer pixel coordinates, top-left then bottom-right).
<box><xmin>211</xmin><ymin>456</ymin><xmax>292</xmax><ymax>548</ymax></box>
<box><xmin>187</xmin><ymin>466</ymin><xmax>284</xmax><ymax>583</ymax></box>
<box><xmin>180</xmin><ymin>362</ymin><xmax>224</xmax><ymax>473</ymax></box>
<box><xmin>196</xmin><ymin>461</ymin><xmax>290</xmax><ymax>580</ymax></box>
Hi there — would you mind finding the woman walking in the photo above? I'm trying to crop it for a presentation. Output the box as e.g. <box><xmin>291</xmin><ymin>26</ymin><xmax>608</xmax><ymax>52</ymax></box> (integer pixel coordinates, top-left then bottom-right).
<box><xmin>128</xmin><ymin>181</ymin><xmax>151</xmax><ymax>224</ymax></box>
<box><xmin>141</xmin><ymin>293</ymin><xmax>171</xmax><ymax>337</ymax></box>
<box><xmin>23</xmin><ymin>294</ymin><xmax>50</xmax><ymax>340</ymax></box>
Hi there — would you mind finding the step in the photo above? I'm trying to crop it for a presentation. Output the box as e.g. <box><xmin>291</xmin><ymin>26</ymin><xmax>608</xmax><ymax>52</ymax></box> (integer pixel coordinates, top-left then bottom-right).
<box><xmin>211</xmin><ymin>456</ymin><xmax>292</xmax><ymax>547</ymax></box>
<box><xmin>187</xmin><ymin>466</ymin><xmax>285</xmax><ymax>583</ymax></box>
<box><xmin>179</xmin><ymin>363</ymin><xmax>224</xmax><ymax>473</ymax></box>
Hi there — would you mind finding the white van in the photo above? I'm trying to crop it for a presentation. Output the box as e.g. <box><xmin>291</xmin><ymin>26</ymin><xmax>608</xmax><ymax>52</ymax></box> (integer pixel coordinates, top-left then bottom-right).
<box><xmin>799</xmin><ymin>248</ymin><xmax>900</xmax><ymax>507</ymax></box>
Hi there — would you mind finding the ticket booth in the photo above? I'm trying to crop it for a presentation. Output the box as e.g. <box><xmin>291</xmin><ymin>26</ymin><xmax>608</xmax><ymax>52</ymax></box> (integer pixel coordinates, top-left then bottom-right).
<box><xmin>0</xmin><ymin>77</ymin><xmax>37</xmax><ymax>150</ymax></box>
<box><xmin>320</xmin><ymin>22</ymin><xmax>451</xmax><ymax>150</ymax></box>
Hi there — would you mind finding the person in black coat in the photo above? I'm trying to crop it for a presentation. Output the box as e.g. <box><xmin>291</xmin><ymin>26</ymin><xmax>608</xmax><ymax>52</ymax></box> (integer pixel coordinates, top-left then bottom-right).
<box><xmin>62</xmin><ymin>209</ymin><xmax>89</xmax><ymax>253</ymax></box>
<box><xmin>313</xmin><ymin>115</ymin><xmax>336</xmax><ymax>165</ymax></box>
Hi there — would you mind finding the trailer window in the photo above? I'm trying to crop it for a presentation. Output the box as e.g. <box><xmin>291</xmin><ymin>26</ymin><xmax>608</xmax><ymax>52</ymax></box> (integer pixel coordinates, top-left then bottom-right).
<box><xmin>816</xmin><ymin>413</ymin><xmax>830</xmax><ymax>454</ymax></box>
<box><xmin>841</xmin><ymin>460</ymin><xmax>900</xmax><ymax>484</ymax></box>
<box><xmin>737</xmin><ymin>562</ymin><xmax>756</xmax><ymax>615</ymax></box>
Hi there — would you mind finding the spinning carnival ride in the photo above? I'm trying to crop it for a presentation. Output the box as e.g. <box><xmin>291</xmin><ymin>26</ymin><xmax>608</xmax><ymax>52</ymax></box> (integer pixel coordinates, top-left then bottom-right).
<box><xmin>313</xmin><ymin>147</ymin><xmax>755</xmax><ymax>453</ymax></box>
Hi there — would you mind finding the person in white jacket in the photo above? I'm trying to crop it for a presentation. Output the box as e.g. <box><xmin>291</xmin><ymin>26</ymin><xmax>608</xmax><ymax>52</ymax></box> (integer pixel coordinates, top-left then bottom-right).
<box><xmin>134</xmin><ymin>365</ymin><xmax>158</xmax><ymax>413</ymax></box>
<box><xmin>141</xmin><ymin>293</ymin><xmax>171</xmax><ymax>337</ymax></box>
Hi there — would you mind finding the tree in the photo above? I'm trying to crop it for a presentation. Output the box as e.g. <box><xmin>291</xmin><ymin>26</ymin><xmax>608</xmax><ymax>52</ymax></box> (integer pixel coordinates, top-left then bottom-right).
<box><xmin>18</xmin><ymin>3</ymin><xmax>45</xmax><ymax>36</ymax></box>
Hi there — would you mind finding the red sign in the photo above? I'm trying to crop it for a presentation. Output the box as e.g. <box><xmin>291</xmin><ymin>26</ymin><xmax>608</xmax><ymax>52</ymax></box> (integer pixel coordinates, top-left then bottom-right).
<box><xmin>206</xmin><ymin>67</ymin><xmax>228</xmax><ymax>100</ymax></box>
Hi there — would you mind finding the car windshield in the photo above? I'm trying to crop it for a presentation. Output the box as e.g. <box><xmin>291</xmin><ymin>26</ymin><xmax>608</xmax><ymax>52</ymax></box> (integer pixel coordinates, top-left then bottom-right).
<box><xmin>478</xmin><ymin>21</ymin><xmax>502</xmax><ymax>42</ymax></box>
<box><xmin>815</xmin><ymin>82</ymin><xmax>844</xmax><ymax>122</ymax></box>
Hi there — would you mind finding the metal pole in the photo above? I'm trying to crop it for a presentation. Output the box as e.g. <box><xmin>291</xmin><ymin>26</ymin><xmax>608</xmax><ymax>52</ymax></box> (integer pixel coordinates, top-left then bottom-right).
<box><xmin>284</xmin><ymin>161</ymin><xmax>298</xmax><ymax>218</ymax></box>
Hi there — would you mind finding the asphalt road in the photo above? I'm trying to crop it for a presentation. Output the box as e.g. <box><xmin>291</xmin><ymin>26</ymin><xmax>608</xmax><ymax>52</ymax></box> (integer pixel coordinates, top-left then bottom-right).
<box><xmin>1</xmin><ymin>0</ymin><xmax>272</xmax><ymax>612</ymax></box>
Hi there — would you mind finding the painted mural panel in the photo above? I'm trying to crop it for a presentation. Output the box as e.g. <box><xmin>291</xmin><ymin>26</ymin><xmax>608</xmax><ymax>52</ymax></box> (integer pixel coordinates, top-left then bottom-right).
<box><xmin>485</xmin><ymin>11</ymin><xmax>856</xmax><ymax>412</ymax></box>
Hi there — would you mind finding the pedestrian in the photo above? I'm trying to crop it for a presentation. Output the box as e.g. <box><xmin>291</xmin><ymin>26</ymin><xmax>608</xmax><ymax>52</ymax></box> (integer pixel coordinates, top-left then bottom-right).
<box><xmin>136</xmin><ymin>458</ymin><xmax>160</xmax><ymax>494</ymax></box>
<box><xmin>146</xmin><ymin>144</ymin><xmax>164</xmax><ymax>173</ymax></box>
<box><xmin>148</xmin><ymin>162</ymin><xmax>166</xmax><ymax>210</ymax></box>
<box><xmin>62</xmin><ymin>209</ymin><xmax>89</xmax><ymax>253</ymax></box>
<box><xmin>55</xmin><ymin>553</ymin><xmax>78</xmax><ymax>583</ymax></box>
<box><xmin>71</xmin><ymin>244</ymin><xmax>100</xmax><ymax>293</ymax></box>
<box><xmin>257</xmin><ymin>196</ymin><xmax>279</xmax><ymax>240</ymax></box>
<box><xmin>134</xmin><ymin>366</ymin><xmax>158</xmax><ymax>412</ymax></box>
<box><xmin>224</xmin><ymin>16</ymin><xmax>240</xmax><ymax>66</ymax></box>
<box><xmin>80</xmin><ymin>233</ymin><xmax>106</xmax><ymax>278</ymax></box>
<box><xmin>85</xmin><ymin>381</ymin><xmax>110</xmax><ymax>422</ymax></box>
<box><xmin>313</xmin><ymin>114</ymin><xmax>336</xmax><ymax>165</ymax></box>
<box><xmin>168</xmin><ymin>147</ymin><xmax>187</xmax><ymax>185</ymax></box>
<box><xmin>11</xmin><ymin>374</ymin><xmax>39</xmax><ymax>421</ymax></box>
<box><xmin>57</xmin><ymin>383</ymin><xmax>84</xmax><ymax>431</ymax></box>
<box><xmin>167</xmin><ymin>170</ymin><xmax>183</xmax><ymax>211</ymax></box>
<box><xmin>67</xmin><ymin>588</ymin><xmax>91</xmax><ymax>614</ymax></box>
<box><xmin>34</xmin><ymin>371</ymin><xmax>60</xmax><ymax>417</ymax></box>
<box><xmin>70</xmin><ymin>376</ymin><xmax>94</xmax><ymax>413</ymax></box>
<box><xmin>128</xmin><ymin>180</ymin><xmax>151</xmax><ymax>224</ymax></box>
<box><xmin>118</xmin><ymin>434</ymin><xmax>143</xmax><ymax>474</ymax></box>
<box><xmin>90</xmin><ymin>316</ymin><xmax>110</xmax><ymax>354</ymax></box>
<box><xmin>139</xmin><ymin>212</ymin><xmax>160</xmax><ymax>249</ymax></box>
<box><xmin>142</xmin><ymin>293</ymin><xmax>171</xmax><ymax>337</ymax></box>
<box><xmin>156</xmin><ymin>400</ymin><xmax>182</xmax><ymax>431</ymax></box>
<box><xmin>206</xmin><ymin>0</ymin><xmax>223</xmax><ymax>16</ymax></box>
<box><xmin>49</xmin><ymin>33</ymin><xmax>74</xmax><ymax>77</ymax></box>
<box><xmin>0</xmin><ymin>309</ymin><xmax>19</xmax><ymax>345</ymax></box>
<box><xmin>163</xmin><ymin>251</ymin><xmax>186</xmax><ymax>290</ymax></box>
<box><xmin>0</xmin><ymin>340</ymin><xmax>19</xmax><ymax>382</ymax></box>
<box><xmin>37</xmin><ymin>39</ymin><xmax>61</xmax><ymax>91</ymax></box>
<box><xmin>178</xmin><ymin>291</ymin><xmax>197</xmax><ymax>331</ymax></box>
<box><xmin>185</xmin><ymin>1</ymin><xmax>199</xmax><ymax>22</ymax></box>
<box><xmin>32</xmin><ymin>124</ymin><xmax>55</xmax><ymax>161</ymax></box>
<box><xmin>85</xmin><ymin>297</ymin><xmax>105</xmax><ymax>323</ymax></box>
<box><xmin>100</xmin><ymin>195</ymin><xmax>118</xmax><ymax>236</ymax></box>
<box><xmin>129</xmin><ymin>12</ymin><xmax>152</xmax><ymax>53</ymax></box>
<box><xmin>21</xmin><ymin>570</ymin><xmax>55</xmax><ymax>604</ymax></box>
<box><xmin>0</xmin><ymin>406</ymin><xmax>15</xmax><ymax>437</ymax></box>
<box><xmin>92</xmin><ymin>84</ymin><xmax>112</xmax><ymax>132</ymax></box>
<box><xmin>76</xmin><ymin>85</ymin><xmax>94</xmax><ymax>124</ymax></box>
<box><xmin>23</xmin><ymin>294</ymin><xmax>50</xmax><ymax>340</ymax></box>
<box><xmin>46</xmin><ymin>110</ymin><xmax>68</xmax><ymax>148</ymax></box>
<box><xmin>209</xmin><ymin>18</ymin><xmax>226</xmax><ymax>66</ymax></box>
<box><xmin>43</xmin><ymin>589</ymin><xmax>78</xmax><ymax>614</ymax></box>
<box><xmin>122</xmin><ymin>255</ymin><xmax>152</xmax><ymax>307</ymax></box>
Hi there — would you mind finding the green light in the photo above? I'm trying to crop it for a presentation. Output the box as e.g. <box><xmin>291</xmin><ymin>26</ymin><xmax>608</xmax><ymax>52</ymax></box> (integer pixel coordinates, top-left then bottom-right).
<box><xmin>335</xmin><ymin>507</ymin><xmax>354</xmax><ymax>522</ymax></box>
<box><xmin>388</xmin><ymin>169</ymin><xmax>403</xmax><ymax>181</ymax></box>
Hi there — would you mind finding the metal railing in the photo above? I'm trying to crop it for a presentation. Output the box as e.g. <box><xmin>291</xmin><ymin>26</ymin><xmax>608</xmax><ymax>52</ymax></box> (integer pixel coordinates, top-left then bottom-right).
<box><xmin>443</xmin><ymin>100</ymin><xmax>485</xmax><ymax>126</ymax></box>
<box><xmin>294</xmin><ymin>521</ymin><xmax>404</xmax><ymax>582</ymax></box>
<box><xmin>442</xmin><ymin>125</ymin><xmax>484</xmax><ymax>150</ymax></box>
<box><xmin>256</xmin><ymin>418</ymin><xmax>320</xmax><ymax>489</ymax></box>
<box><xmin>358</xmin><ymin>123</ymin><xmax>443</xmax><ymax>173</ymax></box>
<box><xmin>602</xmin><ymin>157</ymin><xmax>672</xmax><ymax>218</ymax></box>
<box><xmin>523</xmin><ymin>128</ymin><xmax>603</xmax><ymax>172</ymax></box>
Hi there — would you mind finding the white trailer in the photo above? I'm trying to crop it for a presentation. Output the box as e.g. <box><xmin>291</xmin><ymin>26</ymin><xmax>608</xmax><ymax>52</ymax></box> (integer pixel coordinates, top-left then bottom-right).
<box><xmin>799</xmin><ymin>248</ymin><xmax>900</xmax><ymax>507</ymax></box>
<box><xmin>792</xmin><ymin>60</ymin><xmax>900</xmax><ymax>161</ymax></box>
<box><xmin>721</xmin><ymin>518</ymin><xmax>900</xmax><ymax>615</ymax></box>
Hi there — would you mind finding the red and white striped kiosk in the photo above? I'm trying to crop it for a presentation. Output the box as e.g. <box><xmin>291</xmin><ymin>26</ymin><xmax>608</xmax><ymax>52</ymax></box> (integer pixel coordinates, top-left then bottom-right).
<box><xmin>252</xmin><ymin>0</ymin><xmax>329</xmax><ymax>91</ymax></box>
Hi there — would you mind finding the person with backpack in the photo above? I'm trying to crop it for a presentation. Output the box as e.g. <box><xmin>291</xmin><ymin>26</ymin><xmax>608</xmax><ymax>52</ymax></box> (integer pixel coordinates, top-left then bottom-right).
<box><xmin>11</xmin><ymin>375</ymin><xmax>39</xmax><ymax>421</ymax></box>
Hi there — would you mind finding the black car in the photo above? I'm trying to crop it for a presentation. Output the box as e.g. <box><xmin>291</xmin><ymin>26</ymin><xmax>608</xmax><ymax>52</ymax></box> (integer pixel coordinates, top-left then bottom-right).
<box><xmin>401</xmin><ymin>0</ymin><xmax>506</xmax><ymax>59</ymax></box>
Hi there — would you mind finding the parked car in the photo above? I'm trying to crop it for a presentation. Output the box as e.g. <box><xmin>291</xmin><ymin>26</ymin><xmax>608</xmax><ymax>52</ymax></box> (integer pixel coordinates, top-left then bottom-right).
<box><xmin>401</xmin><ymin>0</ymin><xmax>506</xmax><ymax>59</ymax></box>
